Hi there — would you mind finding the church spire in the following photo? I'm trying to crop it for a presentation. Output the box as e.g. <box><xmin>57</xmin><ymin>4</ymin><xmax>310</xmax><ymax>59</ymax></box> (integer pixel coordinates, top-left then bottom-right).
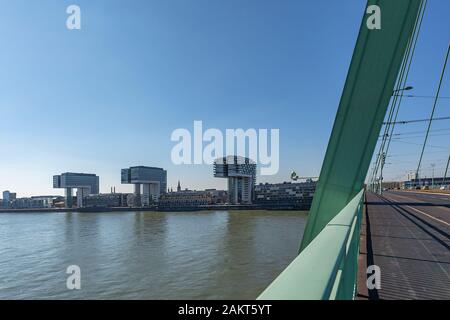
<box><xmin>177</xmin><ymin>181</ymin><xmax>181</xmax><ymax>192</ymax></box>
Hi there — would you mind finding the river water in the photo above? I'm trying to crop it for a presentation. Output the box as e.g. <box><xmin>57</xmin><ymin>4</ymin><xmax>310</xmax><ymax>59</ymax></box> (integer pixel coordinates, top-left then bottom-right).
<box><xmin>0</xmin><ymin>210</ymin><xmax>307</xmax><ymax>299</ymax></box>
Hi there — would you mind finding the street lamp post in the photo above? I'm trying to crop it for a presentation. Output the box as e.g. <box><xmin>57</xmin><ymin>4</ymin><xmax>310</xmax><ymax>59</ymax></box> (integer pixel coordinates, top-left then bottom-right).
<box><xmin>379</xmin><ymin>152</ymin><xmax>386</xmax><ymax>195</ymax></box>
<box><xmin>392</xmin><ymin>86</ymin><xmax>414</xmax><ymax>95</ymax></box>
<box><xmin>431</xmin><ymin>163</ymin><xmax>436</xmax><ymax>189</ymax></box>
<box><xmin>371</xmin><ymin>86</ymin><xmax>414</xmax><ymax>194</ymax></box>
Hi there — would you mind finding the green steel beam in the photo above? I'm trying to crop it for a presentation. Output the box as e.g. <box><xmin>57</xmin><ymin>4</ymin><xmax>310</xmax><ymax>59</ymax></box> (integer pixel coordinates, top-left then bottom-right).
<box><xmin>443</xmin><ymin>155</ymin><xmax>450</xmax><ymax>186</ymax></box>
<box><xmin>300</xmin><ymin>0</ymin><xmax>423</xmax><ymax>251</ymax></box>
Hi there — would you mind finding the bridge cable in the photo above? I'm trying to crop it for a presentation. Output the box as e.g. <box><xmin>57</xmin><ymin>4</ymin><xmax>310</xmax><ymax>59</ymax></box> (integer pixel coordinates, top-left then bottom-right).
<box><xmin>379</xmin><ymin>0</ymin><xmax>428</xmax><ymax>189</ymax></box>
<box><xmin>384</xmin><ymin>116</ymin><xmax>450</xmax><ymax>125</ymax></box>
<box><xmin>369</xmin><ymin>0</ymin><xmax>427</xmax><ymax>191</ymax></box>
<box><xmin>369</xmin><ymin>3</ymin><xmax>421</xmax><ymax>190</ymax></box>
<box><xmin>415</xmin><ymin>43</ymin><xmax>450</xmax><ymax>184</ymax></box>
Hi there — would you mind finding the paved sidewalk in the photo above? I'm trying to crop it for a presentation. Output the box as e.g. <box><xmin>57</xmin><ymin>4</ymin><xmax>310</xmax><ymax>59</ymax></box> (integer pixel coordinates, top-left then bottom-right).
<box><xmin>357</xmin><ymin>192</ymin><xmax>450</xmax><ymax>300</ymax></box>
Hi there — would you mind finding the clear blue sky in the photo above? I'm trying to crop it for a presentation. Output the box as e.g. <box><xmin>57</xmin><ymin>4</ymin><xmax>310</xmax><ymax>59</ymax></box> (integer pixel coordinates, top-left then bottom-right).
<box><xmin>0</xmin><ymin>0</ymin><xmax>449</xmax><ymax>197</ymax></box>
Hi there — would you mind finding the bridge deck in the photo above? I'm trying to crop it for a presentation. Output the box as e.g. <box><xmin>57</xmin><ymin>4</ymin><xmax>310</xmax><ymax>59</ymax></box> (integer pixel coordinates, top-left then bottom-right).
<box><xmin>357</xmin><ymin>191</ymin><xmax>450</xmax><ymax>300</ymax></box>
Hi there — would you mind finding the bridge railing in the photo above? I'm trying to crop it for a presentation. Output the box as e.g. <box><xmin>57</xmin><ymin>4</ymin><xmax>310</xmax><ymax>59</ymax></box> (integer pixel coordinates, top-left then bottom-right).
<box><xmin>258</xmin><ymin>189</ymin><xmax>365</xmax><ymax>300</ymax></box>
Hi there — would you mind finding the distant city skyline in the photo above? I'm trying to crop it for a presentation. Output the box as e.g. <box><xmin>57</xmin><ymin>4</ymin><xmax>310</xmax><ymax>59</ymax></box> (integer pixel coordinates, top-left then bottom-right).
<box><xmin>1</xmin><ymin>0</ymin><xmax>449</xmax><ymax>197</ymax></box>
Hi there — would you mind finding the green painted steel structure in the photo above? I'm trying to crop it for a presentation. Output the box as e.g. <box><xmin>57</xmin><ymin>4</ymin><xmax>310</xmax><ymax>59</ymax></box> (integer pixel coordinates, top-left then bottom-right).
<box><xmin>300</xmin><ymin>0</ymin><xmax>423</xmax><ymax>251</ymax></box>
<box><xmin>259</xmin><ymin>0</ymin><xmax>423</xmax><ymax>300</ymax></box>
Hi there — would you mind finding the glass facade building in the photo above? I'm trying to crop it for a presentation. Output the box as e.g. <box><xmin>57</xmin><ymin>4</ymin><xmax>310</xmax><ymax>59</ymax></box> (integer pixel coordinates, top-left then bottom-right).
<box><xmin>214</xmin><ymin>156</ymin><xmax>257</xmax><ymax>204</ymax></box>
<box><xmin>255</xmin><ymin>181</ymin><xmax>316</xmax><ymax>210</ymax></box>
<box><xmin>53</xmin><ymin>172</ymin><xmax>100</xmax><ymax>208</ymax></box>
<box><xmin>53</xmin><ymin>172</ymin><xmax>99</xmax><ymax>194</ymax></box>
<box><xmin>121</xmin><ymin>166</ymin><xmax>167</xmax><ymax>206</ymax></box>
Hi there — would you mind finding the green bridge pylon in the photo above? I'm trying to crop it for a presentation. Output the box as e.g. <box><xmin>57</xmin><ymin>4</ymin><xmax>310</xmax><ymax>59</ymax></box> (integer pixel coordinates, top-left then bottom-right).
<box><xmin>300</xmin><ymin>0</ymin><xmax>423</xmax><ymax>251</ymax></box>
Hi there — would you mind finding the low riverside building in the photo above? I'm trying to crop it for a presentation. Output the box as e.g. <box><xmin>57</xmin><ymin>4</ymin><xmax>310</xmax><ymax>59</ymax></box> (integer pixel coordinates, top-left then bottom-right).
<box><xmin>159</xmin><ymin>190</ymin><xmax>215</xmax><ymax>208</ymax></box>
<box><xmin>402</xmin><ymin>177</ymin><xmax>449</xmax><ymax>189</ymax></box>
<box><xmin>254</xmin><ymin>181</ymin><xmax>316</xmax><ymax>210</ymax></box>
<box><xmin>84</xmin><ymin>193</ymin><xmax>129</xmax><ymax>208</ymax></box>
<box><xmin>381</xmin><ymin>181</ymin><xmax>402</xmax><ymax>190</ymax></box>
<box><xmin>9</xmin><ymin>196</ymin><xmax>62</xmax><ymax>209</ymax></box>
<box><xmin>10</xmin><ymin>198</ymin><xmax>35</xmax><ymax>209</ymax></box>
<box><xmin>204</xmin><ymin>189</ymin><xmax>228</xmax><ymax>205</ymax></box>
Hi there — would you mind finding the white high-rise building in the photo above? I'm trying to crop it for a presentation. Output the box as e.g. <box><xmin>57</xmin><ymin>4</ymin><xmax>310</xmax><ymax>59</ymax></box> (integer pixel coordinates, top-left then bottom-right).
<box><xmin>405</xmin><ymin>171</ymin><xmax>418</xmax><ymax>181</ymax></box>
<box><xmin>214</xmin><ymin>156</ymin><xmax>256</xmax><ymax>205</ymax></box>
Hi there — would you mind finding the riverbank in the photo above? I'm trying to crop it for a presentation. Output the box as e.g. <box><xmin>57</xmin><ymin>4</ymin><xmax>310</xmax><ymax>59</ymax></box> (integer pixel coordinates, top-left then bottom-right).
<box><xmin>0</xmin><ymin>204</ymin><xmax>310</xmax><ymax>214</ymax></box>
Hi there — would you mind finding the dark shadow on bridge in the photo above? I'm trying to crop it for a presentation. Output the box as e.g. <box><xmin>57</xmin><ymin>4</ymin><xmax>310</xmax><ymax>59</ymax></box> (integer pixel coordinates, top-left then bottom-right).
<box><xmin>366</xmin><ymin>201</ymin><xmax>450</xmax><ymax>208</ymax></box>
<box><xmin>369</xmin><ymin>234</ymin><xmax>442</xmax><ymax>242</ymax></box>
<box><xmin>379</xmin><ymin>196</ymin><xmax>450</xmax><ymax>249</ymax></box>
<box><xmin>369</xmin><ymin>252</ymin><xmax>450</xmax><ymax>265</ymax></box>
<box><xmin>362</xmin><ymin>198</ymin><xmax>380</xmax><ymax>300</ymax></box>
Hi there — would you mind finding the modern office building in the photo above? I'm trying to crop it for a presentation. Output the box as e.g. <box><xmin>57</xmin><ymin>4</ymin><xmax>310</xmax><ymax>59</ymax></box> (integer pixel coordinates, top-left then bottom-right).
<box><xmin>9</xmin><ymin>198</ymin><xmax>35</xmax><ymax>209</ymax></box>
<box><xmin>214</xmin><ymin>156</ymin><xmax>257</xmax><ymax>204</ymax></box>
<box><xmin>402</xmin><ymin>177</ymin><xmax>449</xmax><ymax>189</ymax></box>
<box><xmin>53</xmin><ymin>172</ymin><xmax>100</xmax><ymax>208</ymax></box>
<box><xmin>2</xmin><ymin>191</ymin><xmax>17</xmax><ymax>209</ymax></box>
<box><xmin>254</xmin><ymin>181</ymin><xmax>317</xmax><ymax>210</ymax></box>
<box><xmin>31</xmin><ymin>196</ymin><xmax>60</xmax><ymax>208</ymax></box>
<box><xmin>121</xmin><ymin>166</ymin><xmax>167</xmax><ymax>207</ymax></box>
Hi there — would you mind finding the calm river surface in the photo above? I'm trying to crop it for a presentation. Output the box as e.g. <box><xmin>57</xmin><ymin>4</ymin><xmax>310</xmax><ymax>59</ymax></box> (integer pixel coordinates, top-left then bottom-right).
<box><xmin>0</xmin><ymin>210</ymin><xmax>307</xmax><ymax>299</ymax></box>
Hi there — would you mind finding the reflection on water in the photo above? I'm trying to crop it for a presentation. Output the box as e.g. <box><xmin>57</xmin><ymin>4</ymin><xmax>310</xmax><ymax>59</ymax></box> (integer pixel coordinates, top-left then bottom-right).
<box><xmin>0</xmin><ymin>210</ymin><xmax>307</xmax><ymax>299</ymax></box>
